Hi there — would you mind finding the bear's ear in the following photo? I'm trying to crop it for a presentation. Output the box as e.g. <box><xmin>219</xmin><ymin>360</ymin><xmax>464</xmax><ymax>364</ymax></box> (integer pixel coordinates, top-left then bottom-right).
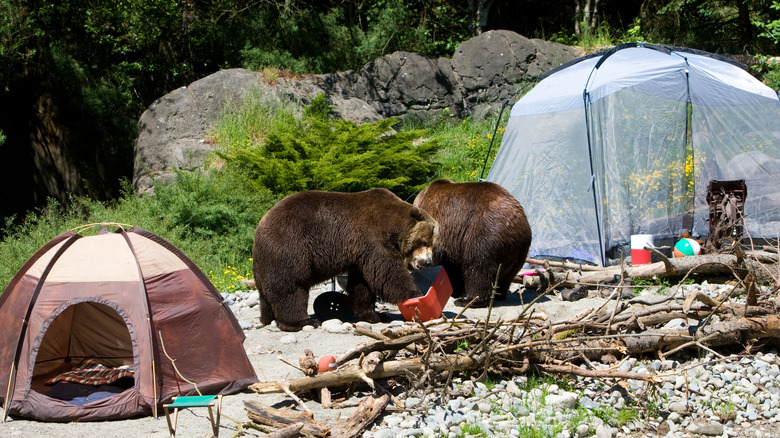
<box><xmin>410</xmin><ymin>206</ymin><xmax>426</xmax><ymax>222</ymax></box>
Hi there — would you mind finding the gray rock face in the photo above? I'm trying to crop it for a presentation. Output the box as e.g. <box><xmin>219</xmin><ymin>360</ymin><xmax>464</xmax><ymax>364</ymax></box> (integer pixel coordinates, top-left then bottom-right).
<box><xmin>133</xmin><ymin>69</ymin><xmax>267</xmax><ymax>193</ymax></box>
<box><xmin>312</xmin><ymin>51</ymin><xmax>463</xmax><ymax>121</ymax></box>
<box><xmin>133</xmin><ymin>31</ymin><xmax>579</xmax><ymax>193</ymax></box>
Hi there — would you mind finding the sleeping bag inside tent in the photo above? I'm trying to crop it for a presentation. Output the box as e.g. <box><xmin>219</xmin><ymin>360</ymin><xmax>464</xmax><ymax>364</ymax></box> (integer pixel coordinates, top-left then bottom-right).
<box><xmin>487</xmin><ymin>43</ymin><xmax>780</xmax><ymax>266</ymax></box>
<box><xmin>0</xmin><ymin>225</ymin><xmax>257</xmax><ymax>422</ymax></box>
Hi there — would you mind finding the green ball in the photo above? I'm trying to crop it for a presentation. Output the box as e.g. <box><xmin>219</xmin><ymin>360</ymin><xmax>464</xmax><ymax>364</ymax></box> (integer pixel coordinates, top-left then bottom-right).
<box><xmin>674</xmin><ymin>238</ymin><xmax>701</xmax><ymax>257</ymax></box>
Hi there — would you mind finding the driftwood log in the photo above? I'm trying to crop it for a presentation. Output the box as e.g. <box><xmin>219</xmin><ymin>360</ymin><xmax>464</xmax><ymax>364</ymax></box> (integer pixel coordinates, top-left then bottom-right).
<box><xmin>328</xmin><ymin>393</ymin><xmax>390</xmax><ymax>438</ymax></box>
<box><xmin>244</xmin><ymin>400</ymin><xmax>328</xmax><ymax>437</ymax></box>
<box><xmin>250</xmin><ymin>355</ymin><xmax>479</xmax><ymax>394</ymax></box>
<box><xmin>521</xmin><ymin>251</ymin><xmax>779</xmax><ymax>289</ymax></box>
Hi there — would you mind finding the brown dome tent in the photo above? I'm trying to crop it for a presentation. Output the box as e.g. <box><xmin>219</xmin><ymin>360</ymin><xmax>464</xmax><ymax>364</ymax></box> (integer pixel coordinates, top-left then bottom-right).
<box><xmin>0</xmin><ymin>225</ymin><xmax>257</xmax><ymax>422</ymax></box>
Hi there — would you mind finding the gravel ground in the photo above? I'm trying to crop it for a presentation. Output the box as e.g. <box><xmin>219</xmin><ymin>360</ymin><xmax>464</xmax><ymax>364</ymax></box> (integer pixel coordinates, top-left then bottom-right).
<box><xmin>3</xmin><ymin>279</ymin><xmax>779</xmax><ymax>438</ymax></box>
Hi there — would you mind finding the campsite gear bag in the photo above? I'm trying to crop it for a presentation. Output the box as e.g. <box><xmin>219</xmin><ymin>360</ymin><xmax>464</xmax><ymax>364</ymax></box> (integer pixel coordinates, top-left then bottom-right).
<box><xmin>0</xmin><ymin>225</ymin><xmax>257</xmax><ymax>422</ymax></box>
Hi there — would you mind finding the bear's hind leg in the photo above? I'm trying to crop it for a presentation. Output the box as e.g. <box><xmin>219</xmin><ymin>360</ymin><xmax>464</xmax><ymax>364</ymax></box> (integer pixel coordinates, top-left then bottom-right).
<box><xmin>456</xmin><ymin>264</ymin><xmax>496</xmax><ymax>308</ymax></box>
<box><xmin>345</xmin><ymin>272</ymin><xmax>381</xmax><ymax>323</ymax></box>
<box><xmin>259</xmin><ymin>289</ymin><xmax>275</xmax><ymax>326</ymax></box>
<box><xmin>274</xmin><ymin>285</ymin><xmax>321</xmax><ymax>332</ymax></box>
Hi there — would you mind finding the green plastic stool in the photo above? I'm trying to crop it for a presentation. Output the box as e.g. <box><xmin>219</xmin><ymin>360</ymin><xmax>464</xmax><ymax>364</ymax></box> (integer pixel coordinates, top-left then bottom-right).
<box><xmin>163</xmin><ymin>395</ymin><xmax>222</xmax><ymax>437</ymax></box>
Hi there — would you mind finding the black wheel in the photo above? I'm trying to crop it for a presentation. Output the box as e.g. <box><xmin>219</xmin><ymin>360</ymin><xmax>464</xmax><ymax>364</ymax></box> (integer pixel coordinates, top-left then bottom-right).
<box><xmin>313</xmin><ymin>291</ymin><xmax>351</xmax><ymax>321</ymax></box>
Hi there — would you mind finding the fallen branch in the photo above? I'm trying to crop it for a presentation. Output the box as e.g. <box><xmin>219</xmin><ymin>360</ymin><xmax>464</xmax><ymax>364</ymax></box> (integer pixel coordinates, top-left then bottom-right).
<box><xmin>328</xmin><ymin>393</ymin><xmax>390</xmax><ymax>438</ymax></box>
<box><xmin>244</xmin><ymin>400</ymin><xmax>327</xmax><ymax>437</ymax></box>
<box><xmin>532</xmin><ymin>363</ymin><xmax>662</xmax><ymax>383</ymax></box>
<box><xmin>521</xmin><ymin>252</ymin><xmax>778</xmax><ymax>289</ymax></box>
<box><xmin>250</xmin><ymin>354</ymin><xmax>479</xmax><ymax>394</ymax></box>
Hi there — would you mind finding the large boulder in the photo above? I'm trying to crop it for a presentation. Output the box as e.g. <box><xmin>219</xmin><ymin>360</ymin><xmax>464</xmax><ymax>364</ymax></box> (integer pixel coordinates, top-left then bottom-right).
<box><xmin>133</xmin><ymin>31</ymin><xmax>579</xmax><ymax>193</ymax></box>
<box><xmin>452</xmin><ymin>30</ymin><xmax>581</xmax><ymax>118</ymax></box>
<box><xmin>133</xmin><ymin>69</ymin><xmax>268</xmax><ymax>193</ymax></box>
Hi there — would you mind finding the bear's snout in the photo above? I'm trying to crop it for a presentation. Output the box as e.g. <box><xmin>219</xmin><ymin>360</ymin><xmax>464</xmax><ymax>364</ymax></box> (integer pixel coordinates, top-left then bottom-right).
<box><xmin>409</xmin><ymin>245</ymin><xmax>436</xmax><ymax>271</ymax></box>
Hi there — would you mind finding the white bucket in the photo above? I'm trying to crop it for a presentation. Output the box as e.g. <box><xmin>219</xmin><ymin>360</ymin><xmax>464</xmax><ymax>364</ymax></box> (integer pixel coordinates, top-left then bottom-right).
<box><xmin>630</xmin><ymin>234</ymin><xmax>654</xmax><ymax>265</ymax></box>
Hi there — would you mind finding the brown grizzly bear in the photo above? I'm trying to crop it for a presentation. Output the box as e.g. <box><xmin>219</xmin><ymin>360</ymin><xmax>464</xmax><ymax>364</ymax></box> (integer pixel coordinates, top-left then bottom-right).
<box><xmin>253</xmin><ymin>188</ymin><xmax>440</xmax><ymax>331</ymax></box>
<box><xmin>413</xmin><ymin>179</ymin><xmax>531</xmax><ymax>307</ymax></box>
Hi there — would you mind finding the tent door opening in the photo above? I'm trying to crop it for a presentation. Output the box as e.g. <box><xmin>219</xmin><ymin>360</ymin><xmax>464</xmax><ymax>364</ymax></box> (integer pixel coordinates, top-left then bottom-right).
<box><xmin>30</xmin><ymin>300</ymin><xmax>137</xmax><ymax>406</ymax></box>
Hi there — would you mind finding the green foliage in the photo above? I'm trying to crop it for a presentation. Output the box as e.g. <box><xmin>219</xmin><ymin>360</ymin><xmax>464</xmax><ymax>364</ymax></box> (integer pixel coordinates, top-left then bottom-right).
<box><xmin>216</xmin><ymin>95</ymin><xmax>440</xmax><ymax>200</ymax></box>
<box><xmin>205</xmin><ymin>258</ymin><xmax>254</xmax><ymax>293</ymax></box>
<box><xmin>593</xmin><ymin>404</ymin><xmax>639</xmax><ymax>427</ymax></box>
<box><xmin>642</xmin><ymin>0</ymin><xmax>780</xmax><ymax>54</ymax></box>
<box><xmin>239</xmin><ymin>0</ymin><xmax>470</xmax><ymax>74</ymax></box>
<box><xmin>145</xmin><ymin>170</ymin><xmax>274</xmax><ymax>267</ymax></box>
<box><xmin>756</xmin><ymin>1</ymin><xmax>780</xmax><ymax>46</ymax></box>
<box><xmin>632</xmin><ymin>276</ymin><xmax>696</xmax><ymax>295</ymax></box>
<box><xmin>241</xmin><ymin>46</ymin><xmax>311</xmax><ymax>74</ymax></box>
<box><xmin>547</xmin><ymin>19</ymin><xmax>651</xmax><ymax>53</ymax></box>
<box><xmin>755</xmin><ymin>55</ymin><xmax>780</xmax><ymax>88</ymax></box>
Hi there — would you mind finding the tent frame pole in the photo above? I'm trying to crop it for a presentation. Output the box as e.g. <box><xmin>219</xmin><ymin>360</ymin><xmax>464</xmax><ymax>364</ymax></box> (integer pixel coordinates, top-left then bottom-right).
<box><xmin>479</xmin><ymin>98</ymin><xmax>511</xmax><ymax>181</ymax></box>
<box><xmin>2</xmin><ymin>362</ymin><xmax>14</xmax><ymax>422</ymax></box>
<box><xmin>120</xmin><ymin>228</ymin><xmax>160</xmax><ymax>419</ymax></box>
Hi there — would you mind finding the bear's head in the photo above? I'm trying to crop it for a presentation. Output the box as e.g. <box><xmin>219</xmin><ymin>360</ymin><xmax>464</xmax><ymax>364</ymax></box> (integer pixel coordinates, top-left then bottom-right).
<box><xmin>401</xmin><ymin>206</ymin><xmax>440</xmax><ymax>271</ymax></box>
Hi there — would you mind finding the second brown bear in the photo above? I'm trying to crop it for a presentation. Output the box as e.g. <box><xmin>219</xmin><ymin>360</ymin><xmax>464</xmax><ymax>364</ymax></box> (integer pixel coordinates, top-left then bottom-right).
<box><xmin>413</xmin><ymin>179</ymin><xmax>532</xmax><ymax>307</ymax></box>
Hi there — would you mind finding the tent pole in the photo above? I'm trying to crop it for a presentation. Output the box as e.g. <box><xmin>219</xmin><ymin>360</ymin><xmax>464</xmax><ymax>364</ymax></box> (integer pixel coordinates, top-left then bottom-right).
<box><xmin>479</xmin><ymin>98</ymin><xmax>511</xmax><ymax>181</ymax></box>
<box><xmin>583</xmin><ymin>91</ymin><xmax>606</xmax><ymax>266</ymax></box>
<box><xmin>682</xmin><ymin>61</ymin><xmax>695</xmax><ymax>234</ymax></box>
<box><xmin>151</xmin><ymin>357</ymin><xmax>158</xmax><ymax>418</ymax></box>
<box><xmin>120</xmin><ymin>228</ymin><xmax>161</xmax><ymax>419</ymax></box>
<box><xmin>2</xmin><ymin>362</ymin><xmax>14</xmax><ymax>423</ymax></box>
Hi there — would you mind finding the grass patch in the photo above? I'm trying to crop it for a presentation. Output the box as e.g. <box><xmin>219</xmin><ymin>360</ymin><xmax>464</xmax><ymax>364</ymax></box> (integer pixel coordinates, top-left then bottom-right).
<box><xmin>458</xmin><ymin>420</ymin><xmax>488</xmax><ymax>437</ymax></box>
<box><xmin>631</xmin><ymin>277</ymin><xmax>695</xmax><ymax>295</ymax></box>
<box><xmin>404</xmin><ymin>111</ymin><xmax>509</xmax><ymax>183</ymax></box>
<box><xmin>712</xmin><ymin>400</ymin><xmax>737</xmax><ymax>422</ymax></box>
<box><xmin>594</xmin><ymin>405</ymin><xmax>639</xmax><ymax>428</ymax></box>
<box><xmin>516</xmin><ymin>425</ymin><xmax>548</xmax><ymax>438</ymax></box>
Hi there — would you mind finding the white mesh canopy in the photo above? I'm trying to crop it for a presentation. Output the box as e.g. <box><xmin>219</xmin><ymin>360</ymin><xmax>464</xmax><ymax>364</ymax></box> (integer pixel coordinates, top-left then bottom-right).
<box><xmin>487</xmin><ymin>44</ymin><xmax>780</xmax><ymax>265</ymax></box>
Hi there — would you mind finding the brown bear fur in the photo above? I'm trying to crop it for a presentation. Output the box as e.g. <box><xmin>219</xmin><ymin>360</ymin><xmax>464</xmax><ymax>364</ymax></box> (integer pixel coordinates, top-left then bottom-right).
<box><xmin>413</xmin><ymin>179</ymin><xmax>531</xmax><ymax>307</ymax></box>
<box><xmin>253</xmin><ymin>188</ymin><xmax>439</xmax><ymax>331</ymax></box>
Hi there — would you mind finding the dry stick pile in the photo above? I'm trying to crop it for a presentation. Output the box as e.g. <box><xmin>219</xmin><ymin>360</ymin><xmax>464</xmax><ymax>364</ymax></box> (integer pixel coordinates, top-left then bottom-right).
<box><xmin>244</xmin><ymin>246</ymin><xmax>780</xmax><ymax>438</ymax></box>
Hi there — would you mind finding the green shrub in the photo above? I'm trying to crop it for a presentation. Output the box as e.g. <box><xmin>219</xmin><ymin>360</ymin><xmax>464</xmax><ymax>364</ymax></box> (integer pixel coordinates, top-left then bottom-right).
<box><xmin>142</xmin><ymin>170</ymin><xmax>275</xmax><ymax>281</ymax></box>
<box><xmin>217</xmin><ymin>95</ymin><xmax>440</xmax><ymax>200</ymax></box>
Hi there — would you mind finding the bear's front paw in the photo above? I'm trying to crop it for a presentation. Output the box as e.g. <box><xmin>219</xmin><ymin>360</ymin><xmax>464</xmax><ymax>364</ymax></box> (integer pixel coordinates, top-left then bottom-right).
<box><xmin>454</xmin><ymin>297</ymin><xmax>491</xmax><ymax>308</ymax></box>
<box><xmin>356</xmin><ymin>310</ymin><xmax>382</xmax><ymax>324</ymax></box>
<box><xmin>278</xmin><ymin>317</ymin><xmax>321</xmax><ymax>332</ymax></box>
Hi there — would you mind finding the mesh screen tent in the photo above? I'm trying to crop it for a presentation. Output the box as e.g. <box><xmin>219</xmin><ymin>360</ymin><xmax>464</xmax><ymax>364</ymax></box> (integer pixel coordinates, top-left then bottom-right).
<box><xmin>487</xmin><ymin>43</ymin><xmax>780</xmax><ymax>266</ymax></box>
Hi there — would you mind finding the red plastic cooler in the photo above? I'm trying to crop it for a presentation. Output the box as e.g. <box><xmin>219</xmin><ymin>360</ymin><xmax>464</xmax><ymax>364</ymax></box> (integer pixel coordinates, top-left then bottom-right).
<box><xmin>398</xmin><ymin>265</ymin><xmax>452</xmax><ymax>322</ymax></box>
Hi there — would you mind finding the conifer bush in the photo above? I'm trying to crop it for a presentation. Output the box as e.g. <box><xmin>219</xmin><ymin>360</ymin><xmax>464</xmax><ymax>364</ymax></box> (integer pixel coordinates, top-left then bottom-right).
<box><xmin>218</xmin><ymin>95</ymin><xmax>440</xmax><ymax>200</ymax></box>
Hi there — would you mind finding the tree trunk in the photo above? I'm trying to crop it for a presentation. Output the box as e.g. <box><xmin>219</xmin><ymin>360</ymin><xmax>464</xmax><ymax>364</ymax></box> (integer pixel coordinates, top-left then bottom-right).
<box><xmin>468</xmin><ymin>0</ymin><xmax>495</xmax><ymax>35</ymax></box>
<box><xmin>735</xmin><ymin>0</ymin><xmax>753</xmax><ymax>49</ymax></box>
